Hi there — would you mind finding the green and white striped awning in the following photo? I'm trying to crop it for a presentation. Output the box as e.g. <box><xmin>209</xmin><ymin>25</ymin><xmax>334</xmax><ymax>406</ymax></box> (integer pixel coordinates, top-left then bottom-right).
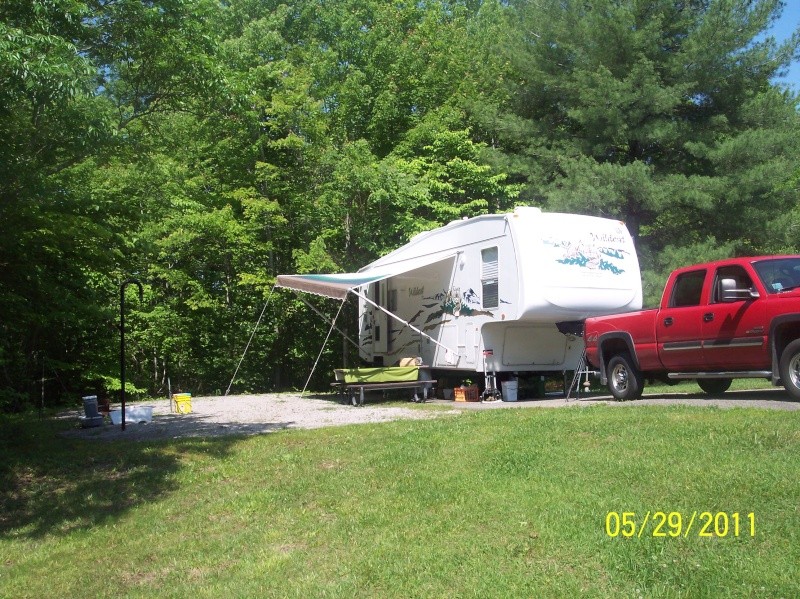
<box><xmin>275</xmin><ymin>272</ymin><xmax>388</xmax><ymax>300</ymax></box>
<box><xmin>276</xmin><ymin>252</ymin><xmax>456</xmax><ymax>300</ymax></box>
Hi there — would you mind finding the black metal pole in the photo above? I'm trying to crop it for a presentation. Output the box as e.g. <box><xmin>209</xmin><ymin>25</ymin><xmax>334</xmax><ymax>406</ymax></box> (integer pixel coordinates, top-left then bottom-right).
<box><xmin>120</xmin><ymin>279</ymin><xmax>143</xmax><ymax>431</ymax></box>
<box><xmin>39</xmin><ymin>353</ymin><xmax>45</xmax><ymax>420</ymax></box>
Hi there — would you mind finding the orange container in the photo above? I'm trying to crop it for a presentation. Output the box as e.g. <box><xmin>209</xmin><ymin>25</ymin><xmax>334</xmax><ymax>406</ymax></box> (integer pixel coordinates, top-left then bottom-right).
<box><xmin>454</xmin><ymin>385</ymin><xmax>480</xmax><ymax>402</ymax></box>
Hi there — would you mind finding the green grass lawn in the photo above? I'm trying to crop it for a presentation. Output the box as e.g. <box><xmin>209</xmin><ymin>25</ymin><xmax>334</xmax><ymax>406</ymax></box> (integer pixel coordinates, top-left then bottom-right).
<box><xmin>1</xmin><ymin>403</ymin><xmax>798</xmax><ymax>598</ymax></box>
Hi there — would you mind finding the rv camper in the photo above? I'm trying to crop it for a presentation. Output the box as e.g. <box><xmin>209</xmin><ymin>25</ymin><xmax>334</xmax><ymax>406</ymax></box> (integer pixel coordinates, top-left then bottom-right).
<box><xmin>276</xmin><ymin>207</ymin><xmax>642</xmax><ymax>388</ymax></box>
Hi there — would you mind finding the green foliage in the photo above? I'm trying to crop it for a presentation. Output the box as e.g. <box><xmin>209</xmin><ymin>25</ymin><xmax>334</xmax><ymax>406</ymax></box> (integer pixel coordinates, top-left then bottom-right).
<box><xmin>640</xmin><ymin>237</ymin><xmax>738</xmax><ymax>307</ymax></box>
<box><xmin>0</xmin><ymin>0</ymin><xmax>120</xmax><ymax>410</ymax></box>
<box><xmin>393</xmin><ymin>119</ymin><xmax>522</xmax><ymax>228</ymax></box>
<box><xmin>501</xmin><ymin>0</ymin><xmax>800</xmax><ymax>250</ymax></box>
<box><xmin>1</xmin><ymin>0</ymin><xmax>799</xmax><ymax>406</ymax></box>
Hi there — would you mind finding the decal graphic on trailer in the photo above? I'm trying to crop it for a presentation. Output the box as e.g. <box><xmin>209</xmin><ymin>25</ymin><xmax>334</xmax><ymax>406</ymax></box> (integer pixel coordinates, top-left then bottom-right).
<box><xmin>418</xmin><ymin>289</ymin><xmax>496</xmax><ymax>325</ymax></box>
<box><xmin>544</xmin><ymin>233</ymin><xmax>631</xmax><ymax>275</ymax></box>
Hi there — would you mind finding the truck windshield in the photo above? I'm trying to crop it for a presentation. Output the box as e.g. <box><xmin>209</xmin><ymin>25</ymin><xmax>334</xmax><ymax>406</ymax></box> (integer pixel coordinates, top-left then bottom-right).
<box><xmin>753</xmin><ymin>257</ymin><xmax>800</xmax><ymax>294</ymax></box>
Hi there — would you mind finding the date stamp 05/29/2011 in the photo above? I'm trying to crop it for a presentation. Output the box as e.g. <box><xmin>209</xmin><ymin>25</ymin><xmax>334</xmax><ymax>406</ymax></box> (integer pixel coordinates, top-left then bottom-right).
<box><xmin>605</xmin><ymin>511</ymin><xmax>756</xmax><ymax>539</ymax></box>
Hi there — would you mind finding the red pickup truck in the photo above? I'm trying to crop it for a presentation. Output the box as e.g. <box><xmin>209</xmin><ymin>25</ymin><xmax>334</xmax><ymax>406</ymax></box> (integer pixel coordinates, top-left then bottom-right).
<box><xmin>583</xmin><ymin>255</ymin><xmax>800</xmax><ymax>400</ymax></box>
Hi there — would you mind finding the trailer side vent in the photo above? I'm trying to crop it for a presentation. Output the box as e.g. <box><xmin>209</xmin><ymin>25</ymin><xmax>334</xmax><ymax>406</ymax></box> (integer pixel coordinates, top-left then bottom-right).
<box><xmin>481</xmin><ymin>247</ymin><xmax>499</xmax><ymax>309</ymax></box>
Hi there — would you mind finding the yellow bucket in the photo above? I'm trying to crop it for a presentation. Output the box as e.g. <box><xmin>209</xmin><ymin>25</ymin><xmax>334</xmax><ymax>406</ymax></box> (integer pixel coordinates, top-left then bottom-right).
<box><xmin>172</xmin><ymin>393</ymin><xmax>192</xmax><ymax>414</ymax></box>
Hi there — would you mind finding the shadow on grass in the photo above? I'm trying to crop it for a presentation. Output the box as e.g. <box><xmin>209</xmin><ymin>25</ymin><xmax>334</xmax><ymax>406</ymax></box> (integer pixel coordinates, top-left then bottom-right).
<box><xmin>59</xmin><ymin>411</ymin><xmax>294</xmax><ymax>443</ymax></box>
<box><xmin>0</xmin><ymin>413</ymin><xmax>251</xmax><ymax>540</ymax></box>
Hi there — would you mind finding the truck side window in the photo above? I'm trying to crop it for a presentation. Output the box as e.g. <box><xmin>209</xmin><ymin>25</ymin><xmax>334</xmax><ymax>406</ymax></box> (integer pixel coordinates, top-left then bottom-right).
<box><xmin>481</xmin><ymin>247</ymin><xmax>499</xmax><ymax>309</ymax></box>
<box><xmin>753</xmin><ymin>257</ymin><xmax>800</xmax><ymax>293</ymax></box>
<box><xmin>712</xmin><ymin>266</ymin><xmax>754</xmax><ymax>303</ymax></box>
<box><xmin>669</xmin><ymin>270</ymin><xmax>706</xmax><ymax>307</ymax></box>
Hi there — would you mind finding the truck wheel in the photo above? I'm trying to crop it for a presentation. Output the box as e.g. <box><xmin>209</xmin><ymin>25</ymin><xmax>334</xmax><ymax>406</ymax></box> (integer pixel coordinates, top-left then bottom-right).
<box><xmin>697</xmin><ymin>378</ymin><xmax>732</xmax><ymax>395</ymax></box>
<box><xmin>779</xmin><ymin>339</ymin><xmax>800</xmax><ymax>401</ymax></box>
<box><xmin>607</xmin><ymin>353</ymin><xmax>644</xmax><ymax>401</ymax></box>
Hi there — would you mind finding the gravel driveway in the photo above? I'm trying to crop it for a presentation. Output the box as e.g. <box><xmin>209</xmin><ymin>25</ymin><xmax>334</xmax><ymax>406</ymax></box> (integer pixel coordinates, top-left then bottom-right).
<box><xmin>60</xmin><ymin>393</ymin><xmax>455</xmax><ymax>442</ymax></box>
<box><xmin>60</xmin><ymin>388</ymin><xmax>799</xmax><ymax>443</ymax></box>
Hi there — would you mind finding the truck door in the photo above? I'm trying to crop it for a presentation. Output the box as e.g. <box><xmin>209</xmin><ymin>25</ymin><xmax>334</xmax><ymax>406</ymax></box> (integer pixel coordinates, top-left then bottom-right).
<box><xmin>657</xmin><ymin>269</ymin><xmax>708</xmax><ymax>370</ymax></box>
<box><xmin>702</xmin><ymin>265</ymin><xmax>768</xmax><ymax>369</ymax></box>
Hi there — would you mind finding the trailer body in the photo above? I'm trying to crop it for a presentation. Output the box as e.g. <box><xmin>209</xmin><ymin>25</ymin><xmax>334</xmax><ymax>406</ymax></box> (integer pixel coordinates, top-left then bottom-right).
<box><xmin>353</xmin><ymin>207</ymin><xmax>642</xmax><ymax>374</ymax></box>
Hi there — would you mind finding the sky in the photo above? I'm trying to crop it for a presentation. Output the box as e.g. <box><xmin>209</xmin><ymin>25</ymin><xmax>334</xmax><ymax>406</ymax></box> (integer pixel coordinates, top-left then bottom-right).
<box><xmin>768</xmin><ymin>0</ymin><xmax>800</xmax><ymax>90</ymax></box>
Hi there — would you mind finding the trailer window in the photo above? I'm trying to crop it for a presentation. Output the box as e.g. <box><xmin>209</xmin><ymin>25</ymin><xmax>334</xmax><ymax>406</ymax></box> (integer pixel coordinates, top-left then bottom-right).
<box><xmin>481</xmin><ymin>247</ymin><xmax>499</xmax><ymax>309</ymax></box>
<box><xmin>669</xmin><ymin>270</ymin><xmax>706</xmax><ymax>307</ymax></box>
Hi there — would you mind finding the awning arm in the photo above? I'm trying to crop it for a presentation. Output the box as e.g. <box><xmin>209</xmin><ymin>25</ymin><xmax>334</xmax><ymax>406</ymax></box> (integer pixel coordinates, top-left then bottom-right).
<box><xmin>352</xmin><ymin>288</ymin><xmax>458</xmax><ymax>362</ymax></box>
<box><xmin>302</xmin><ymin>298</ymin><xmax>346</xmax><ymax>396</ymax></box>
<box><xmin>295</xmin><ymin>294</ymin><xmax>361</xmax><ymax>352</ymax></box>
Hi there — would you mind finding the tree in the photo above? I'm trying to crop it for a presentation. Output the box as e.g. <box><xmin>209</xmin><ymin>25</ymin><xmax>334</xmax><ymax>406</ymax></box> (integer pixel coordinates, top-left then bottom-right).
<box><xmin>0</xmin><ymin>0</ymin><xmax>117</xmax><ymax>409</ymax></box>
<box><xmin>498</xmin><ymin>0</ymin><xmax>800</xmax><ymax>258</ymax></box>
<box><xmin>0</xmin><ymin>0</ymin><xmax>228</xmax><ymax>406</ymax></box>
<box><xmin>4</xmin><ymin>0</ymin><xmax>798</xmax><ymax>404</ymax></box>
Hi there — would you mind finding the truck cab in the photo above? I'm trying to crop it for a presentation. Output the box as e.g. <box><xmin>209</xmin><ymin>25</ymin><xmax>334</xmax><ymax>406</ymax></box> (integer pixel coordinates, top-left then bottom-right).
<box><xmin>584</xmin><ymin>256</ymin><xmax>800</xmax><ymax>400</ymax></box>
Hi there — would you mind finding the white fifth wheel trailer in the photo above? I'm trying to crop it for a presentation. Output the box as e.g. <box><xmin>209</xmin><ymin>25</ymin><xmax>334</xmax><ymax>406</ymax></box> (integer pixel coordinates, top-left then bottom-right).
<box><xmin>276</xmin><ymin>207</ymin><xmax>641</xmax><ymax>389</ymax></box>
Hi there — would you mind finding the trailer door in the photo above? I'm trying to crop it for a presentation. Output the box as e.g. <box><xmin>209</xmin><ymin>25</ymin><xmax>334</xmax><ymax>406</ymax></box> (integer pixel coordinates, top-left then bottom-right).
<box><xmin>372</xmin><ymin>280</ymin><xmax>389</xmax><ymax>355</ymax></box>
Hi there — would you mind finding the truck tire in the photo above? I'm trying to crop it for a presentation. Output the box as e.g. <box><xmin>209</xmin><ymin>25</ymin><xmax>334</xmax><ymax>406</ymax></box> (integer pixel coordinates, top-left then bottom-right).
<box><xmin>779</xmin><ymin>339</ymin><xmax>800</xmax><ymax>401</ymax></box>
<box><xmin>697</xmin><ymin>378</ymin><xmax>732</xmax><ymax>395</ymax></box>
<box><xmin>607</xmin><ymin>352</ymin><xmax>644</xmax><ymax>401</ymax></box>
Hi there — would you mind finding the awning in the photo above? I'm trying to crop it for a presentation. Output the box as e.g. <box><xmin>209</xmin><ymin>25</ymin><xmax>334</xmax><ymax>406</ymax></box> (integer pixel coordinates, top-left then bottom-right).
<box><xmin>276</xmin><ymin>252</ymin><xmax>457</xmax><ymax>300</ymax></box>
<box><xmin>275</xmin><ymin>272</ymin><xmax>384</xmax><ymax>300</ymax></box>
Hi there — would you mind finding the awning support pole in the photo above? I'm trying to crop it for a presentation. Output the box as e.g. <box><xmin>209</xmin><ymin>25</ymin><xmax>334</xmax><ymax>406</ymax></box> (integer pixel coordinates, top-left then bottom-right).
<box><xmin>225</xmin><ymin>285</ymin><xmax>276</xmax><ymax>396</ymax></box>
<box><xmin>296</xmin><ymin>294</ymin><xmax>361</xmax><ymax>352</ymax></box>
<box><xmin>302</xmin><ymin>298</ymin><xmax>346</xmax><ymax>396</ymax></box>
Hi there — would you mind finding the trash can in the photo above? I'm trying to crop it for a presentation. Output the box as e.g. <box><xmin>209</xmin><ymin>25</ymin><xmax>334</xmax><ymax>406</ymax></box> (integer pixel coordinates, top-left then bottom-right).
<box><xmin>80</xmin><ymin>395</ymin><xmax>103</xmax><ymax>428</ymax></box>
<box><xmin>501</xmin><ymin>379</ymin><xmax>518</xmax><ymax>402</ymax></box>
<box><xmin>82</xmin><ymin>395</ymin><xmax>99</xmax><ymax>418</ymax></box>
